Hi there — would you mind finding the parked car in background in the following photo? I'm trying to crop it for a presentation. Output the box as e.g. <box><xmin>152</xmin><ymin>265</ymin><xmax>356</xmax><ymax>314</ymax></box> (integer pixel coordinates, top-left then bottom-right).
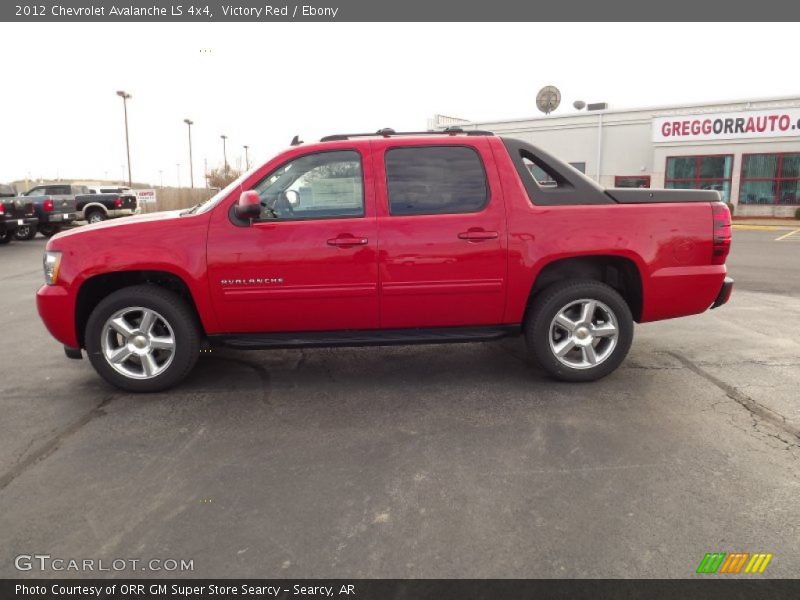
<box><xmin>78</xmin><ymin>186</ymin><xmax>139</xmax><ymax>223</ymax></box>
<box><xmin>0</xmin><ymin>184</ymin><xmax>38</xmax><ymax>244</ymax></box>
<box><xmin>36</xmin><ymin>129</ymin><xmax>733</xmax><ymax>392</ymax></box>
<box><xmin>15</xmin><ymin>184</ymin><xmax>79</xmax><ymax>239</ymax></box>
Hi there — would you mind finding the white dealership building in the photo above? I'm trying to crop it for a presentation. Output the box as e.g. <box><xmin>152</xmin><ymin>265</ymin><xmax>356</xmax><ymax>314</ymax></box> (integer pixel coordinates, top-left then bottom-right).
<box><xmin>430</xmin><ymin>95</ymin><xmax>800</xmax><ymax>217</ymax></box>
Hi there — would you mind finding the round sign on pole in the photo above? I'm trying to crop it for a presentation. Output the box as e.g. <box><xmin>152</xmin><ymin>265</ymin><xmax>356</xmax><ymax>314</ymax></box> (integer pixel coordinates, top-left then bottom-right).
<box><xmin>536</xmin><ymin>86</ymin><xmax>561</xmax><ymax>115</ymax></box>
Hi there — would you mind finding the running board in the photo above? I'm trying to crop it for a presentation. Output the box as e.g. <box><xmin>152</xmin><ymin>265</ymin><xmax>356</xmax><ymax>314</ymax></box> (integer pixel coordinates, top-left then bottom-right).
<box><xmin>209</xmin><ymin>325</ymin><xmax>521</xmax><ymax>350</ymax></box>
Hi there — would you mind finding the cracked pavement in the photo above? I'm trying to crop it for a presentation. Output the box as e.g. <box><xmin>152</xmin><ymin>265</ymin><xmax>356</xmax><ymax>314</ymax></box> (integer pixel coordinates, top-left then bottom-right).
<box><xmin>0</xmin><ymin>229</ymin><xmax>798</xmax><ymax>578</ymax></box>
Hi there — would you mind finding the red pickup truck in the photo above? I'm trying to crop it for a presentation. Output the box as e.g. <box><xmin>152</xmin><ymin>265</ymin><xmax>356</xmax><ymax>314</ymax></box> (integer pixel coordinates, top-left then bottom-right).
<box><xmin>36</xmin><ymin>129</ymin><xmax>733</xmax><ymax>392</ymax></box>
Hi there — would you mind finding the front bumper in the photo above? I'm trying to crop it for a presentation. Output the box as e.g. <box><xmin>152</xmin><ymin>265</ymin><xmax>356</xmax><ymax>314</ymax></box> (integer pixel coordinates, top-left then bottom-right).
<box><xmin>37</xmin><ymin>284</ymin><xmax>79</xmax><ymax>348</ymax></box>
<box><xmin>711</xmin><ymin>276</ymin><xmax>734</xmax><ymax>309</ymax></box>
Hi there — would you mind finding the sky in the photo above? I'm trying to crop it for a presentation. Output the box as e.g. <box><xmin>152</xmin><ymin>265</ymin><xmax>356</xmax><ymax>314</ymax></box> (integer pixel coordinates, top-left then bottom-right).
<box><xmin>1</xmin><ymin>22</ymin><xmax>798</xmax><ymax>187</ymax></box>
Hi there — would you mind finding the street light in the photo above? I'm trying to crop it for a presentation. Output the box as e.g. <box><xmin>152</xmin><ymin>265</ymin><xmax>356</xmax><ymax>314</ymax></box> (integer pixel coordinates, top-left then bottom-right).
<box><xmin>116</xmin><ymin>90</ymin><xmax>132</xmax><ymax>187</ymax></box>
<box><xmin>220</xmin><ymin>135</ymin><xmax>228</xmax><ymax>176</ymax></box>
<box><xmin>243</xmin><ymin>145</ymin><xmax>250</xmax><ymax>170</ymax></box>
<box><xmin>183</xmin><ymin>118</ymin><xmax>194</xmax><ymax>188</ymax></box>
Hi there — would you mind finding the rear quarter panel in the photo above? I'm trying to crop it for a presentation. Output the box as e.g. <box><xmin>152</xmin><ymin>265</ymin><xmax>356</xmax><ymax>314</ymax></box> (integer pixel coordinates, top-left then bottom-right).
<box><xmin>489</xmin><ymin>138</ymin><xmax>724</xmax><ymax>323</ymax></box>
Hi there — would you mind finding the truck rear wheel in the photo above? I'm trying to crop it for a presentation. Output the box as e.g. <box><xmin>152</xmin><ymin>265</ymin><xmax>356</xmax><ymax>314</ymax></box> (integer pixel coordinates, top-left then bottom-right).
<box><xmin>38</xmin><ymin>224</ymin><xmax>61</xmax><ymax>237</ymax></box>
<box><xmin>85</xmin><ymin>285</ymin><xmax>200</xmax><ymax>392</ymax></box>
<box><xmin>525</xmin><ymin>279</ymin><xmax>633</xmax><ymax>382</ymax></box>
<box><xmin>87</xmin><ymin>210</ymin><xmax>107</xmax><ymax>224</ymax></box>
<box><xmin>13</xmin><ymin>225</ymin><xmax>37</xmax><ymax>240</ymax></box>
<box><xmin>0</xmin><ymin>231</ymin><xmax>13</xmax><ymax>244</ymax></box>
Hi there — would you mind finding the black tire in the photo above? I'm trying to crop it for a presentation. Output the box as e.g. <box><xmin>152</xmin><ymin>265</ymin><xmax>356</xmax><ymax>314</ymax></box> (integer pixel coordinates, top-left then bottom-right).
<box><xmin>38</xmin><ymin>224</ymin><xmax>61</xmax><ymax>238</ymax></box>
<box><xmin>0</xmin><ymin>230</ymin><xmax>13</xmax><ymax>245</ymax></box>
<box><xmin>85</xmin><ymin>285</ymin><xmax>201</xmax><ymax>392</ymax></box>
<box><xmin>524</xmin><ymin>279</ymin><xmax>633</xmax><ymax>382</ymax></box>
<box><xmin>13</xmin><ymin>225</ymin><xmax>37</xmax><ymax>240</ymax></box>
<box><xmin>86</xmin><ymin>210</ymin><xmax>107</xmax><ymax>224</ymax></box>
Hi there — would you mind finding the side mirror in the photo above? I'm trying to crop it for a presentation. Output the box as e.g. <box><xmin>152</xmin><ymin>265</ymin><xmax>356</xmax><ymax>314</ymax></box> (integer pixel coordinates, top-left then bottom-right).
<box><xmin>235</xmin><ymin>190</ymin><xmax>261</xmax><ymax>221</ymax></box>
<box><xmin>285</xmin><ymin>189</ymin><xmax>300</xmax><ymax>205</ymax></box>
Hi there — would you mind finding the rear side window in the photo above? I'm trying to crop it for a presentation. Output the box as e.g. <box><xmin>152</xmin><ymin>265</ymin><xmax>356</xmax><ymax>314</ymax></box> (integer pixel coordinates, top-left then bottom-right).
<box><xmin>385</xmin><ymin>146</ymin><xmax>488</xmax><ymax>216</ymax></box>
<box><xmin>47</xmin><ymin>185</ymin><xmax>71</xmax><ymax>195</ymax></box>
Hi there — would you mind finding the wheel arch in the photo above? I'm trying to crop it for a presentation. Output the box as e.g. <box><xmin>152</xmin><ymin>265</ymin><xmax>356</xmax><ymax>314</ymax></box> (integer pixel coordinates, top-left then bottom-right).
<box><xmin>81</xmin><ymin>202</ymin><xmax>108</xmax><ymax>216</ymax></box>
<box><xmin>524</xmin><ymin>254</ymin><xmax>644</xmax><ymax>323</ymax></box>
<box><xmin>75</xmin><ymin>270</ymin><xmax>205</xmax><ymax>348</ymax></box>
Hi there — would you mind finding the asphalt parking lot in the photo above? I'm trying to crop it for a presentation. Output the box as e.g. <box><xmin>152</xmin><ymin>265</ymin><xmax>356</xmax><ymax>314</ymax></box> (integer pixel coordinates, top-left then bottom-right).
<box><xmin>0</xmin><ymin>228</ymin><xmax>798</xmax><ymax>578</ymax></box>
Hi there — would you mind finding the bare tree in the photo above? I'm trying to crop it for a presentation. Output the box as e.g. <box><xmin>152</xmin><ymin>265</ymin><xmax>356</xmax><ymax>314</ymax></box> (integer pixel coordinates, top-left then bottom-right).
<box><xmin>206</xmin><ymin>166</ymin><xmax>241</xmax><ymax>189</ymax></box>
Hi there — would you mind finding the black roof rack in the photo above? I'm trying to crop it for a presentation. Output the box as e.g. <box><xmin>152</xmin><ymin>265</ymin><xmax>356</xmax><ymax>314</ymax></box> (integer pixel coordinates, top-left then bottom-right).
<box><xmin>320</xmin><ymin>127</ymin><xmax>494</xmax><ymax>142</ymax></box>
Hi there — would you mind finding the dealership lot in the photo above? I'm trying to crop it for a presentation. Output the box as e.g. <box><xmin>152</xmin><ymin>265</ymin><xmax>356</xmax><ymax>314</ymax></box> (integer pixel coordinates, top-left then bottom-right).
<box><xmin>0</xmin><ymin>229</ymin><xmax>798</xmax><ymax>578</ymax></box>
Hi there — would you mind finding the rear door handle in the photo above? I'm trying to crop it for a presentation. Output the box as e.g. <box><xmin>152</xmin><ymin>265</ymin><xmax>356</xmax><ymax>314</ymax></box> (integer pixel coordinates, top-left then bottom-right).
<box><xmin>458</xmin><ymin>230</ymin><xmax>499</xmax><ymax>241</ymax></box>
<box><xmin>327</xmin><ymin>235</ymin><xmax>368</xmax><ymax>247</ymax></box>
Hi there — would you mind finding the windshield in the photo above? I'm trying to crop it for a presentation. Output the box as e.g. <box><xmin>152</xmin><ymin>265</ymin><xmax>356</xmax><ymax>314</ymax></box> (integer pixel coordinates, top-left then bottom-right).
<box><xmin>190</xmin><ymin>167</ymin><xmax>256</xmax><ymax>215</ymax></box>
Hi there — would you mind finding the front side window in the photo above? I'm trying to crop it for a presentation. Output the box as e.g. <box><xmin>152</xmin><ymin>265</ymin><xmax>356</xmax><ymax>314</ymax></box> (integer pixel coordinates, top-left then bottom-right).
<box><xmin>26</xmin><ymin>187</ymin><xmax>46</xmax><ymax>196</ymax></box>
<box><xmin>252</xmin><ymin>150</ymin><xmax>364</xmax><ymax>221</ymax></box>
<box><xmin>739</xmin><ymin>153</ymin><xmax>800</xmax><ymax>205</ymax></box>
<box><xmin>665</xmin><ymin>155</ymin><xmax>733</xmax><ymax>202</ymax></box>
<box><xmin>385</xmin><ymin>146</ymin><xmax>488</xmax><ymax>216</ymax></box>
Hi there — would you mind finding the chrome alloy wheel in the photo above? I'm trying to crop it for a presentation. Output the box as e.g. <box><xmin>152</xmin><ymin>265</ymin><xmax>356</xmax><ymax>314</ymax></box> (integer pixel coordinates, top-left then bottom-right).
<box><xmin>548</xmin><ymin>298</ymin><xmax>619</xmax><ymax>370</ymax></box>
<box><xmin>100</xmin><ymin>307</ymin><xmax>176</xmax><ymax>379</ymax></box>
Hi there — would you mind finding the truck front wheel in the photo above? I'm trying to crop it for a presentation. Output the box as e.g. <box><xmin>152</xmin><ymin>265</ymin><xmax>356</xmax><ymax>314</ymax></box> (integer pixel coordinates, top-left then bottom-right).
<box><xmin>85</xmin><ymin>285</ymin><xmax>200</xmax><ymax>392</ymax></box>
<box><xmin>525</xmin><ymin>279</ymin><xmax>633</xmax><ymax>382</ymax></box>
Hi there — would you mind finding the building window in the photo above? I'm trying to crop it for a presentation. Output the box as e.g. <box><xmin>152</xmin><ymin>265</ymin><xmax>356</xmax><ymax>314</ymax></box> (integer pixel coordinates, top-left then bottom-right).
<box><xmin>530</xmin><ymin>161</ymin><xmax>585</xmax><ymax>185</ymax></box>
<box><xmin>739</xmin><ymin>153</ymin><xmax>800</xmax><ymax>205</ymax></box>
<box><xmin>615</xmin><ymin>176</ymin><xmax>651</xmax><ymax>188</ymax></box>
<box><xmin>665</xmin><ymin>155</ymin><xmax>733</xmax><ymax>202</ymax></box>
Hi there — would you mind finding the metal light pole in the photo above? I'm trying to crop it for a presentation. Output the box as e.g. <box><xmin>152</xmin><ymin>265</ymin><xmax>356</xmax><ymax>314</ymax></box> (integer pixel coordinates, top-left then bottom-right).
<box><xmin>243</xmin><ymin>145</ymin><xmax>250</xmax><ymax>170</ymax></box>
<box><xmin>183</xmin><ymin>118</ymin><xmax>194</xmax><ymax>188</ymax></box>
<box><xmin>116</xmin><ymin>90</ymin><xmax>132</xmax><ymax>187</ymax></box>
<box><xmin>221</xmin><ymin>135</ymin><xmax>228</xmax><ymax>176</ymax></box>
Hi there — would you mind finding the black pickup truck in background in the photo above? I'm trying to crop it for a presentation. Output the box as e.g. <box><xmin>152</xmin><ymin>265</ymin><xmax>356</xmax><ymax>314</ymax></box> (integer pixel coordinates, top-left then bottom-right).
<box><xmin>8</xmin><ymin>184</ymin><xmax>141</xmax><ymax>239</ymax></box>
<box><xmin>16</xmin><ymin>184</ymin><xmax>79</xmax><ymax>239</ymax></box>
<box><xmin>79</xmin><ymin>186</ymin><xmax>139</xmax><ymax>223</ymax></box>
<box><xmin>0</xmin><ymin>184</ymin><xmax>38</xmax><ymax>245</ymax></box>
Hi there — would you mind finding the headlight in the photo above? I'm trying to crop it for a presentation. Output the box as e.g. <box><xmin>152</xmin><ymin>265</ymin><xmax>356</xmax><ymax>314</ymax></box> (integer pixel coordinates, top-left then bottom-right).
<box><xmin>43</xmin><ymin>251</ymin><xmax>62</xmax><ymax>285</ymax></box>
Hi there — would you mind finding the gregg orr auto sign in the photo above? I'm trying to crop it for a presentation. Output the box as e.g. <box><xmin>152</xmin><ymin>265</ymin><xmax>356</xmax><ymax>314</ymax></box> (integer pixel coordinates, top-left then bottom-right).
<box><xmin>653</xmin><ymin>108</ymin><xmax>800</xmax><ymax>142</ymax></box>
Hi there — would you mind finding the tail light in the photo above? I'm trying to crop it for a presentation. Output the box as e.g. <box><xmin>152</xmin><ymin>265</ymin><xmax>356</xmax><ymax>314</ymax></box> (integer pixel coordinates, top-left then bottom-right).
<box><xmin>43</xmin><ymin>198</ymin><xmax>54</xmax><ymax>212</ymax></box>
<box><xmin>114</xmin><ymin>197</ymin><xmax>123</xmax><ymax>208</ymax></box>
<box><xmin>711</xmin><ymin>203</ymin><xmax>731</xmax><ymax>265</ymax></box>
<box><xmin>0</xmin><ymin>203</ymin><xmax>4</xmax><ymax>215</ymax></box>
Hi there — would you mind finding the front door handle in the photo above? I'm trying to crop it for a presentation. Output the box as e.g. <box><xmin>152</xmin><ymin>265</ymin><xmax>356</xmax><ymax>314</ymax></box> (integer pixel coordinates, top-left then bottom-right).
<box><xmin>327</xmin><ymin>235</ymin><xmax>368</xmax><ymax>247</ymax></box>
<box><xmin>458</xmin><ymin>230</ymin><xmax>499</xmax><ymax>241</ymax></box>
